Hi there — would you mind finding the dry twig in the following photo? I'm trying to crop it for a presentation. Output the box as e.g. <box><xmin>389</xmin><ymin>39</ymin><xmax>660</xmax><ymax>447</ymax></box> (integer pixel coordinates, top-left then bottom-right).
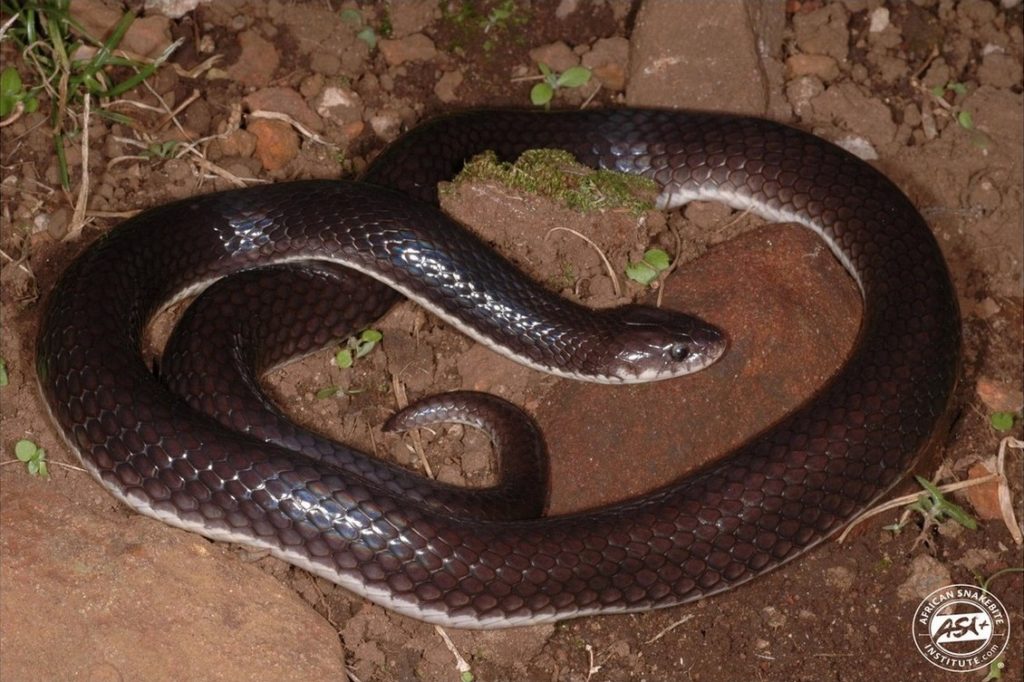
<box><xmin>67</xmin><ymin>93</ymin><xmax>91</xmax><ymax>240</ymax></box>
<box><xmin>434</xmin><ymin>625</ymin><xmax>473</xmax><ymax>680</ymax></box>
<box><xmin>391</xmin><ymin>375</ymin><xmax>432</xmax><ymax>478</ymax></box>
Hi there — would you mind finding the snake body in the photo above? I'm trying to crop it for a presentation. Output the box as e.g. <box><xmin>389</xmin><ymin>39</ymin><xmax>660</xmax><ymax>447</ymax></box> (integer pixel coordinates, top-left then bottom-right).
<box><xmin>37</xmin><ymin>109</ymin><xmax>960</xmax><ymax>628</ymax></box>
<box><xmin>161</xmin><ymin>262</ymin><xmax>550</xmax><ymax>520</ymax></box>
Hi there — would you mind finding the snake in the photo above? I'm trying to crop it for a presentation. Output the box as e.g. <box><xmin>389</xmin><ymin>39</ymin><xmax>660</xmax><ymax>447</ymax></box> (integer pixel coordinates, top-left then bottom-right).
<box><xmin>36</xmin><ymin>109</ymin><xmax>960</xmax><ymax>628</ymax></box>
<box><xmin>160</xmin><ymin>262</ymin><xmax>552</xmax><ymax>521</ymax></box>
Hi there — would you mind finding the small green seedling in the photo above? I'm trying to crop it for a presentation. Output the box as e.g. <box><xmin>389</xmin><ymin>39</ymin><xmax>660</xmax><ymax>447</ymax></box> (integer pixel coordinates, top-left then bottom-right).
<box><xmin>483</xmin><ymin>0</ymin><xmax>518</xmax><ymax>34</ymax></box>
<box><xmin>990</xmin><ymin>411</ymin><xmax>1015</xmax><ymax>432</ymax></box>
<box><xmin>625</xmin><ymin>249</ymin><xmax>671</xmax><ymax>286</ymax></box>
<box><xmin>357</xmin><ymin>26</ymin><xmax>378</xmax><ymax>49</ymax></box>
<box><xmin>0</xmin><ymin>358</ymin><xmax>8</xmax><ymax>387</ymax></box>
<box><xmin>144</xmin><ymin>140</ymin><xmax>179</xmax><ymax>159</ymax></box>
<box><xmin>929</xmin><ymin>82</ymin><xmax>975</xmax><ymax>130</ymax></box>
<box><xmin>340</xmin><ymin>7</ymin><xmax>389</xmax><ymax>49</ymax></box>
<box><xmin>0</xmin><ymin>67</ymin><xmax>39</xmax><ymax>118</ymax></box>
<box><xmin>930</xmin><ymin>81</ymin><xmax>967</xmax><ymax>98</ymax></box>
<box><xmin>441</xmin><ymin>0</ymin><xmax>527</xmax><ymax>53</ymax></box>
<box><xmin>14</xmin><ymin>439</ymin><xmax>48</xmax><ymax>478</ymax></box>
<box><xmin>976</xmin><ymin>567</ymin><xmax>1023</xmax><ymax>681</ymax></box>
<box><xmin>980</xmin><ymin>566</ymin><xmax>1024</xmax><ymax>592</ymax></box>
<box><xmin>0</xmin><ymin>2</ymin><xmax>181</xmax><ymax>189</ymax></box>
<box><xmin>982</xmin><ymin>656</ymin><xmax>1006</xmax><ymax>682</ymax></box>
<box><xmin>885</xmin><ymin>475</ymin><xmax>977</xmax><ymax>534</ymax></box>
<box><xmin>481</xmin><ymin>0</ymin><xmax>524</xmax><ymax>49</ymax></box>
<box><xmin>530</xmin><ymin>63</ymin><xmax>591</xmax><ymax>107</ymax></box>
<box><xmin>334</xmin><ymin>329</ymin><xmax>383</xmax><ymax>369</ymax></box>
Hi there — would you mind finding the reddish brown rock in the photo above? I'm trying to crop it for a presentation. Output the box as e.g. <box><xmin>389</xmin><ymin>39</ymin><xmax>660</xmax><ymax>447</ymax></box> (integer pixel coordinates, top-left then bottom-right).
<box><xmin>965</xmin><ymin>462</ymin><xmax>1004</xmax><ymax>520</ymax></box>
<box><xmin>211</xmin><ymin>129</ymin><xmax>257</xmax><ymax>159</ymax></box>
<box><xmin>181</xmin><ymin>100</ymin><xmax>212</xmax><ymax>138</ymax></box>
<box><xmin>249</xmin><ymin>118</ymin><xmax>299</xmax><ymax>171</ymax></box>
<box><xmin>976</xmin><ymin>376</ymin><xmax>1024</xmax><ymax>413</ymax></box>
<box><xmin>434</xmin><ymin>70</ymin><xmax>464</xmax><ymax>103</ymax></box>
<box><xmin>535</xmin><ymin>225</ymin><xmax>862</xmax><ymax>513</ymax></box>
<box><xmin>528</xmin><ymin>41</ymin><xmax>579</xmax><ymax>73</ymax></box>
<box><xmin>792</xmin><ymin>3</ymin><xmax>851</xmax><ymax>62</ymax></box>
<box><xmin>244</xmin><ymin>87</ymin><xmax>324</xmax><ymax>133</ymax></box>
<box><xmin>0</xmin><ymin>485</ymin><xmax>346</xmax><ymax>680</ymax></box>
<box><xmin>228</xmin><ymin>30</ymin><xmax>280</xmax><ymax>87</ymax></box>
<box><xmin>627</xmin><ymin>0</ymin><xmax>785</xmax><ymax>115</ymax></box>
<box><xmin>378</xmin><ymin>33</ymin><xmax>437</xmax><ymax>66</ymax></box>
<box><xmin>122</xmin><ymin>15</ymin><xmax>173</xmax><ymax>58</ymax></box>
<box><xmin>786</xmin><ymin>53</ymin><xmax>840</xmax><ymax>81</ymax></box>
<box><xmin>387</xmin><ymin>0</ymin><xmax>438</xmax><ymax>37</ymax></box>
<box><xmin>71</xmin><ymin>0</ymin><xmax>172</xmax><ymax>58</ymax></box>
<box><xmin>582</xmin><ymin>37</ymin><xmax>629</xmax><ymax>91</ymax></box>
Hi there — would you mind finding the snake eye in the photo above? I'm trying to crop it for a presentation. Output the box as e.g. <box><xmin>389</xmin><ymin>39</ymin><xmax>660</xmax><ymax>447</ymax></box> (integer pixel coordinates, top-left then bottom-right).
<box><xmin>669</xmin><ymin>343</ymin><xmax>690</xmax><ymax>362</ymax></box>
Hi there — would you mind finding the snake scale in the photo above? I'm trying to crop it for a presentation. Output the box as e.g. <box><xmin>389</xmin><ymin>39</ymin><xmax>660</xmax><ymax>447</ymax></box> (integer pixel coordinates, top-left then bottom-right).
<box><xmin>37</xmin><ymin>109</ymin><xmax>960</xmax><ymax>628</ymax></box>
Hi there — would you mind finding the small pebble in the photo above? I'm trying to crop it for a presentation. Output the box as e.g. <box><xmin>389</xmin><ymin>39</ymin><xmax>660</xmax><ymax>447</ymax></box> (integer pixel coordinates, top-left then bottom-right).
<box><xmin>761</xmin><ymin>606</ymin><xmax>787</xmax><ymax>629</ymax></box>
<box><xmin>869</xmin><ymin>7</ymin><xmax>890</xmax><ymax>33</ymax></box>
<box><xmin>833</xmin><ymin>135</ymin><xmax>878</xmax><ymax>160</ymax></box>
<box><xmin>976</xmin><ymin>377</ymin><xmax>1024</xmax><ymax>413</ymax></box>
<box><xmin>369</xmin><ymin>110</ymin><xmax>402</xmax><ymax>142</ymax></box>
<box><xmin>897</xmin><ymin>555</ymin><xmax>952</xmax><ymax>603</ymax></box>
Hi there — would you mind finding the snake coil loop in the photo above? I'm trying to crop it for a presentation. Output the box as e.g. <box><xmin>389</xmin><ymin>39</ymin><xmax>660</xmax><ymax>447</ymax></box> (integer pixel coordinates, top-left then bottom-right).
<box><xmin>37</xmin><ymin>109</ymin><xmax>959</xmax><ymax>628</ymax></box>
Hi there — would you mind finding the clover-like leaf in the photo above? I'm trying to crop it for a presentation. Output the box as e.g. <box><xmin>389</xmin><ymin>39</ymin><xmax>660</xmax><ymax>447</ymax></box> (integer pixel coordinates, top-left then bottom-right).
<box><xmin>643</xmin><ymin>248</ymin><xmax>670</xmax><ymax>271</ymax></box>
<box><xmin>360</xmin><ymin>329</ymin><xmax>383</xmax><ymax>343</ymax></box>
<box><xmin>990</xmin><ymin>412</ymin><xmax>1014</xmax><ymax>432</ymax></box>
<box><xmin>556</xmin><ymin>66</ymin><xmax>591</xmax><ymax>88</ymax></box>
<box><xmin>357</xmin><ymin>27</ymin><xmax>377</xmax><ymax>49</ymax></box>
<box><xmin>14</xmin><ymin>440</ymin><xmax>38</xmax><ymax>462</ymax></box>
<box><xmin>625</xmin><ymin>260</ymin><xmax>658</xmax><ymax>285</ymax></box>
<box><xmin>0</xmin><ymin>67</ymin><xmax>23</xmax><ymax>118</ymax></box>
<box><xmin>531</xmin><ymin>82</ymin><xmax>554</xmax><ymax>106</ymax></box>
<box><xmin>340</xmin><ymin>8</ymin><xmax>363</xmax><ymax>25</ymax></box>
<box><xmin>626</xmin><ymin>249</ymin><xmax>671</xmax><ymax>286</ymax></box>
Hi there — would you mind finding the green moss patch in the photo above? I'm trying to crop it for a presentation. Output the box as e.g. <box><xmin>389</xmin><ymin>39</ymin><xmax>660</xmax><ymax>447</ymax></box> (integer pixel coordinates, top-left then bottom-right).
<box><xmin>446</xmin><ymin>149</ymin><xmax>658</xmax><ymax>215</ymax></box>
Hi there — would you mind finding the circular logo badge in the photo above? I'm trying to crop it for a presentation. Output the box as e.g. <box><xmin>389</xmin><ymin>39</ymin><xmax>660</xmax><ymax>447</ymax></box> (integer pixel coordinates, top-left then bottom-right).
<box><xmin>913</xmin><ymin>584</ymin><xmax>1011</xmax><ymax>672</ymax></box>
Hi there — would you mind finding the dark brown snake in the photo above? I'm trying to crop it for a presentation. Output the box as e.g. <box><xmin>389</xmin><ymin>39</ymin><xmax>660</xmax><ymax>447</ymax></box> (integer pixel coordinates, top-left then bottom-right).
<box><xmin>36</xmin><ymin>109</ymin><xmax>960</xmax><ymax>628</ymax></box>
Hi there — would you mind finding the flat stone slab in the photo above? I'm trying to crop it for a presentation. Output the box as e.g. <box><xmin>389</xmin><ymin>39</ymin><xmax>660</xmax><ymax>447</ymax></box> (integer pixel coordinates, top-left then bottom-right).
<box><xmin>627</xmin><ymin>0</ymin><xmax>786</xmax><ymax>116</ymax></box>
<box><xmin>537</xmin><ymin>224</ymin><xmax>862</xmax><ymax>514</ymax></box>
<box><xmin>1</xmin><ymin>482</ymin><xmax>346</xmax><ymax>680</ymax></box>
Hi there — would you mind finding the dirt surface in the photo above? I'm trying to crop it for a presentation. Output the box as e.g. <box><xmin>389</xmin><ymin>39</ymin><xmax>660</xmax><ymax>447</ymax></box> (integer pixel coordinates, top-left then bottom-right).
<box><xmin>1</xmin><ymin>1</ymin><xmax>1022</xmax><ymax>681</ymax></box>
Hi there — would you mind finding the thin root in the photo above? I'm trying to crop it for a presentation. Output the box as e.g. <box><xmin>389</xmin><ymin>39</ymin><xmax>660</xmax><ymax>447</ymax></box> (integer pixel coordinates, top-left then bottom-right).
<box><xmin>434</xmin><ymin>625</ymin><xmax>472</xmax><ymax>678</ymax></box>
<box><xmin>67</xmin><ymin>93</ymin><xmax>91</xmax><ymax>241</ymax></box>
<box><xmin>644</xmin><ymin>614</ymin><xmax>694</xmax><ymax>645</ymax></box>
<box><xmin>545</xmin><ymin>226</ymin><xmax>621</xmax><ymax>298</ymax></box>
<box><xmin>0</xmin><ymin>100</ymin><xmax>25</xmax><ymax>128</ymax></box>
<box><xmin>391</xmin><ymin>375</ymin><xmax>433</xmax><ymax>478</ymax></box>
<box><xmin>248</xmin><ymin>110</ymin><xmax>338</xmax><ymax>149</ymax></box>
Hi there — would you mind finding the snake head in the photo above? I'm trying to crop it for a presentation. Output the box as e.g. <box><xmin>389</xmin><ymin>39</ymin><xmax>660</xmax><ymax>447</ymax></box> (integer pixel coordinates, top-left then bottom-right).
<box><xmin>600</xmin><ymin>305</ymin><xmax>727</xmax><ymax>383</ymax></box>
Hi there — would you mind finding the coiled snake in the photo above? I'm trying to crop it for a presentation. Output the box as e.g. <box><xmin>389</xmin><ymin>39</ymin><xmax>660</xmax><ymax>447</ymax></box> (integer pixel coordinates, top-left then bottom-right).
<box><xmin>37</xmin><ymin>109</ymin><xmax>960</xmax><ymax>628</ymax></box>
